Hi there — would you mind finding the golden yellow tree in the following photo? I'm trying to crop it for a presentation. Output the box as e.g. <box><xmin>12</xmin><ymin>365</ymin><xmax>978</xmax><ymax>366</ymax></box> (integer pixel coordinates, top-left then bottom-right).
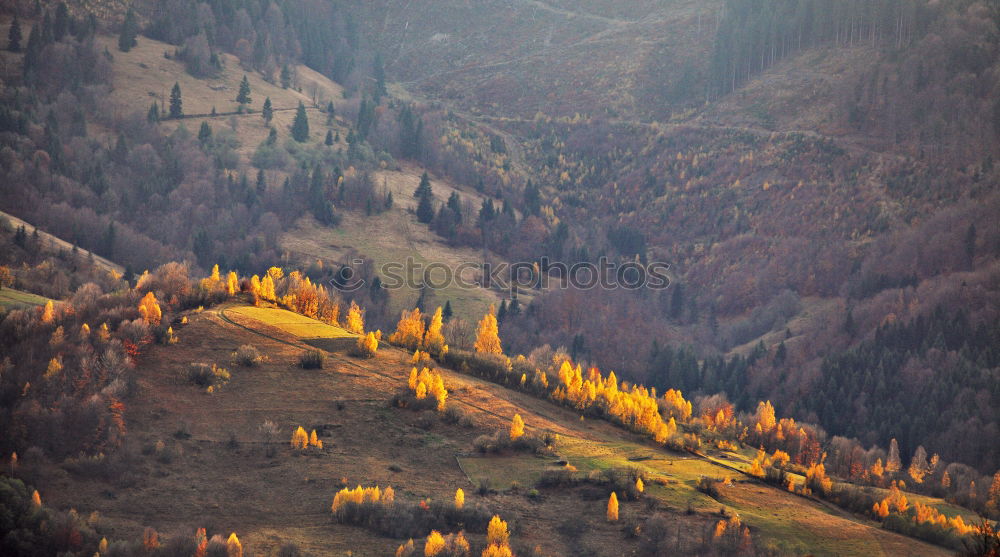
<box><xmin>346</xmin><ymin>301</ymin><xmax>364</xmax><ymax>334</ymax></box>
<box><xmin>291</xmin><ymin>426</ymin><xmax>309</xmax><ymax>449</ymax></box>
<box><xmin>260</xmin><ymin>274</ymin><xmax>276</xmax><ymax>302</ymax></box>
<box><xmin>486</xmin><ymin>515</ymin><xmax>509</xmax><ymax>547</ymax></box>
<box><xmin>226</xmin><ymin>532</ymin><xmax>242</xmax><ymax>557</ymax></box>
<box><xmin>424</xmin><ymin>531</ymin><xmax>446</xmax><ymax>557</ymax></box>
<box><xmin>200</xmin><ymin>264</ymin><xmax>222</xmax><ymax>292</ymax></box>
<box><xmin>424</xmin><ymin>306</ymin><xmax>447</xmax><ymax>355</ymax></box>
<box><xmin>357</xmin><ymin>332</ymin><xmax>379</xmax><ymax>357</ymax></box>
<box><xmin>455</xmin><ymin>488</ymin><xmax>465</xmax><ymax>509</ymax></box>
<box><xmin>80</xmin><ymin>323</ymin><xmax>90</xmax><ymax>338</ymax></box>
<box><xmin>509</xmin><ymin>414</ymin><xmax>525</xmax><ymax>440</ymax></box>
<box><xmin>40</xmin><ymin>300</ymin><xmax>55</xmax><ymax>323</ymax></box>
<box><xmin>474</xmin><ymin>304</ymin><xmax>502</xmax><ymax>355</ymax></box>
<box><xmin>31</xmin><ymin>490</ymin><xmax>41</xmax><ymax>507</ymax></box>
<box><xmin>390</xmin><ymin>308</ymin><xmax>425</xmax><ymax>349</ymax></box>
<box><xmin>226</xmin><ymin>271</ymin><xmax>240</xmax><ymax>296</ymax></box>
<box><xmin>138</xmin><ymin>292</ymin><xmax>162</xmax><ymax>325</ymax></box>
<box><xmin>635</xmin><ymin>477</ymin><xmax>644</xmax><ymax>493</ymax></box>
<box><xmin>607</xmin><ymin>492</ymin><xmax>619</xmax><ymax>521</ymax></box>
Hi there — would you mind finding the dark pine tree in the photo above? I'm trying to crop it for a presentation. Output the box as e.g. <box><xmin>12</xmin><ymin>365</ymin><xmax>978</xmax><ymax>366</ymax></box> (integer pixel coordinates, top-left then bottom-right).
<box><xmin>8</xmin><ymin>15</ymin><xmax>22</xmax><ymax>52</ymax></box>
<box><xmin>147</xmin><ymin>102</ymin><xmax>160</xmax><ymax>123</ymax></box>
<box><xmin>416</xmin><ymin>186</ymin><xmax>435</xmax><ymax>224</ymax></box>
<box><xmin>280</xmin><ymin>64</ymin><xmax>292</xmax><ymax>89</ymax></box>
<box><xmin>326</xmin><ymin>101</ymin><xmax>335</xmax><ymax>125</ymax></box>
<box><xmin>53</xmin><ymin>2</ymin><xmax>69</xmax><ymax>42</ymax></box>
<box><xmin>414</xmin><ymin>171</ymin><xmax>431</xmax><ymax>198</ymax></box>
<box><xmin>169</xmin><ymin>82</ymin><xmax>183</xmax><ymax>118</ymax></box>
<box><xmin>118</xmin><ymin>8</ymin><xmax>138</xmax><ymax>52</ymax></box>
<box><xmin>291</xmin><ymin>101</ymin><xmax>309</xmax><ymax>142</ymax></box>
<box><xmin>198</xmin><ymin>121</ymin><xmax>212</xmax><ymax>143</ymax></box>
<box><xmin>262</xmin><ymin>97</ymin><xmax>273</xmax><ymax>124</ymax></box>
<box><xmin>236</xmin><ymin>75</ymin><xmax>252</xmax><ymax>107</ymax></box>
<box><xmin>325</xmin><ymin>130</ymin><xmax>334</xmax><ymax>146</ymax></box>
<box><xmin>443</xmin><ymin>300</ymin><xmax>453</xmax><ymax>321</ymax></box>
<box><xmin>447</xmin><ymin>191</ymin><xmax>463</xmax><ymax>223</ymax></box>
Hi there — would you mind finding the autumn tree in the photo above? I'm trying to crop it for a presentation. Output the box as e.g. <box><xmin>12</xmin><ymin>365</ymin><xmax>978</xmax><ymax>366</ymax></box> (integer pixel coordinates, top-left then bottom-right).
<box><xmin>607</xmin><ymin>492</ymin><xmax>619</xmax><ymax>521</ymax></box>
<box><xmin>291</xmin><ymin>426</ymin><xmax>309</xmax><ymax>449</ymax></box>
<box><xmin>138</xmin><ymin>292</ymin><xmax>162</xmax><ymax>325</ymax></box>
<box><xmin>455</xmin><ymin>488</ymin><xmax>464</xmax><ymax>509</ymax></box>
<box><xmin>356</xmin><ymin>332</ymin><xmax>378</xmax><ymax>357</ymax></box>
<box><xmin>227</xmin><ymin>533</ymin><xmax>242</xmax><ymax>557</ymax></box>
<box><xmin>425</xmin><ymin>306</ymin><xmax>447</xmax><ymax>356</ymax></box>
<box><xmin>509</xmin><ymin>414</ymin><xmax>525</xmax><ymax>441</ymax></box>
<box><xmin>40</xmin><ymin>300</ymin><xmax>55</xmax><ymax>323</ymax></box>
<box><xmin>474</xmin><ymin>305</ymin><xmax>502</xmax><ymax>355</ymax></box>
<box><xmin>226</xmin><ymin>271</ymin><xmax>239</xmax><ymax>296</ymax></box>
<box><xmin>425</xmin><ymin>531</ymin><xmax>446</xmax><ymax>556</ymax></box>
<box><xmin>486</xmin><ymin>515</ymin><xmax>509</xmax><ymax>547</ymax></box>
<box><xmin>346</xmin><ymin>301</ymin><xmax>364</xmax><ymax>334</ymax></box>
<box><xmin>390</xmin><ymin>308</ymin><xmax>425</xmax><ymax>349</ymax></box>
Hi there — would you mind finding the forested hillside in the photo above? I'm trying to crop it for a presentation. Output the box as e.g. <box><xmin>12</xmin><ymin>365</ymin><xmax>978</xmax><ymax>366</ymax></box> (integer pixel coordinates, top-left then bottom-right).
<box><xmin>0</xmin><ymin>0</ymin><xmax>999</xmax><ymax>554</ymax></box>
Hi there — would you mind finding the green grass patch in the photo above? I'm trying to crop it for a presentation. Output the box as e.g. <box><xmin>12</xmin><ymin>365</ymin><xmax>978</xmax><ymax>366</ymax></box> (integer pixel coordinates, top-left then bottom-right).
<box><xmin>457</xmin><ymin>454</ymin><xmax>555</xmax><ymax>491</ymax></box>
<box><xmin>0</xmin><ymin>288</ymin><xmax>51</xmax><ymax>309</ymax></box>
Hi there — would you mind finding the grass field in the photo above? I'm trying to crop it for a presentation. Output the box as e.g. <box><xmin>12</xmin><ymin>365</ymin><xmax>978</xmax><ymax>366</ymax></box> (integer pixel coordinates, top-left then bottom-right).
<box><xmin>0</xmin><ymin>288</ymin><xmax>51</xmax><ymax>309</ymax></box>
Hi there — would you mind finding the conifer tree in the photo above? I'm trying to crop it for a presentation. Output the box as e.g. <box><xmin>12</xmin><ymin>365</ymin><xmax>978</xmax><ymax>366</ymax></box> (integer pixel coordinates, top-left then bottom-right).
<box><xmin>8</xmin><ymin>15</ymin><xmax>22</xmax><ymax>52</ymax></box>
<box><xmin>291</xmin><ymin>101</ymin><xmax>309</xmax><ymax>142</ymax></box>
<box><xmin>147</xmin><ymin>102</ymin><xmax>160</xmax><ymax>123</ymax></box>
<box><xmin>169</xmin><ymin>82</ymin><xmax>183</xmax><ymax>118</ymax></box>
<box><xmin>198</xmin><ymin>121</ymin><xmax>212</xmax><ymax>143</ymax></box>
<box><xmin>262</xmin><ymin>96</ymin><xmax>273</xmax><ymax>124</ymax></box>
<box><xmin>280</xmin><ymin>64</ymin><xmax>292</xmax><ymax>89</ymax></box>
<box><xmin>325</xmin><ymin>130</ymin><xmax>334</xmax><ymax>146</ymax></box>
<box><xmin>236</xmin><ymin>75</ymin><xmax>252</xmax><ymax>107</ymax></box>
<box><xmin>118</xmin><ymin>8</ymin><xmax>138</xmax><ymax>52</ymax></box>
<box><xmin>326</xmin><ymin>100</ymin><xmax>335</xmax><ymax>125</ymax></box>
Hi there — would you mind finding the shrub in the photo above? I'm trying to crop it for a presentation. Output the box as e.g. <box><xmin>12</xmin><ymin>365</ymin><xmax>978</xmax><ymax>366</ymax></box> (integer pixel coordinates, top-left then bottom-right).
<box><xmin>231</xmin><ymin>344</ymin><xmax>265</xmax><ymax>367</ymax></box>
<box><xmin>187</xmin><ymin>363</ymin><xmax>230</xmax><ymax>389</ymax></box>
<box><xmin>299</xmin><ymin>350</ymin><xmax>325</xmax><ymax>369</ymax></box>
<box><xmin>697</xmin><ymin>476</ymin><xmax>720</xmax><ymax>499</ymax></box>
